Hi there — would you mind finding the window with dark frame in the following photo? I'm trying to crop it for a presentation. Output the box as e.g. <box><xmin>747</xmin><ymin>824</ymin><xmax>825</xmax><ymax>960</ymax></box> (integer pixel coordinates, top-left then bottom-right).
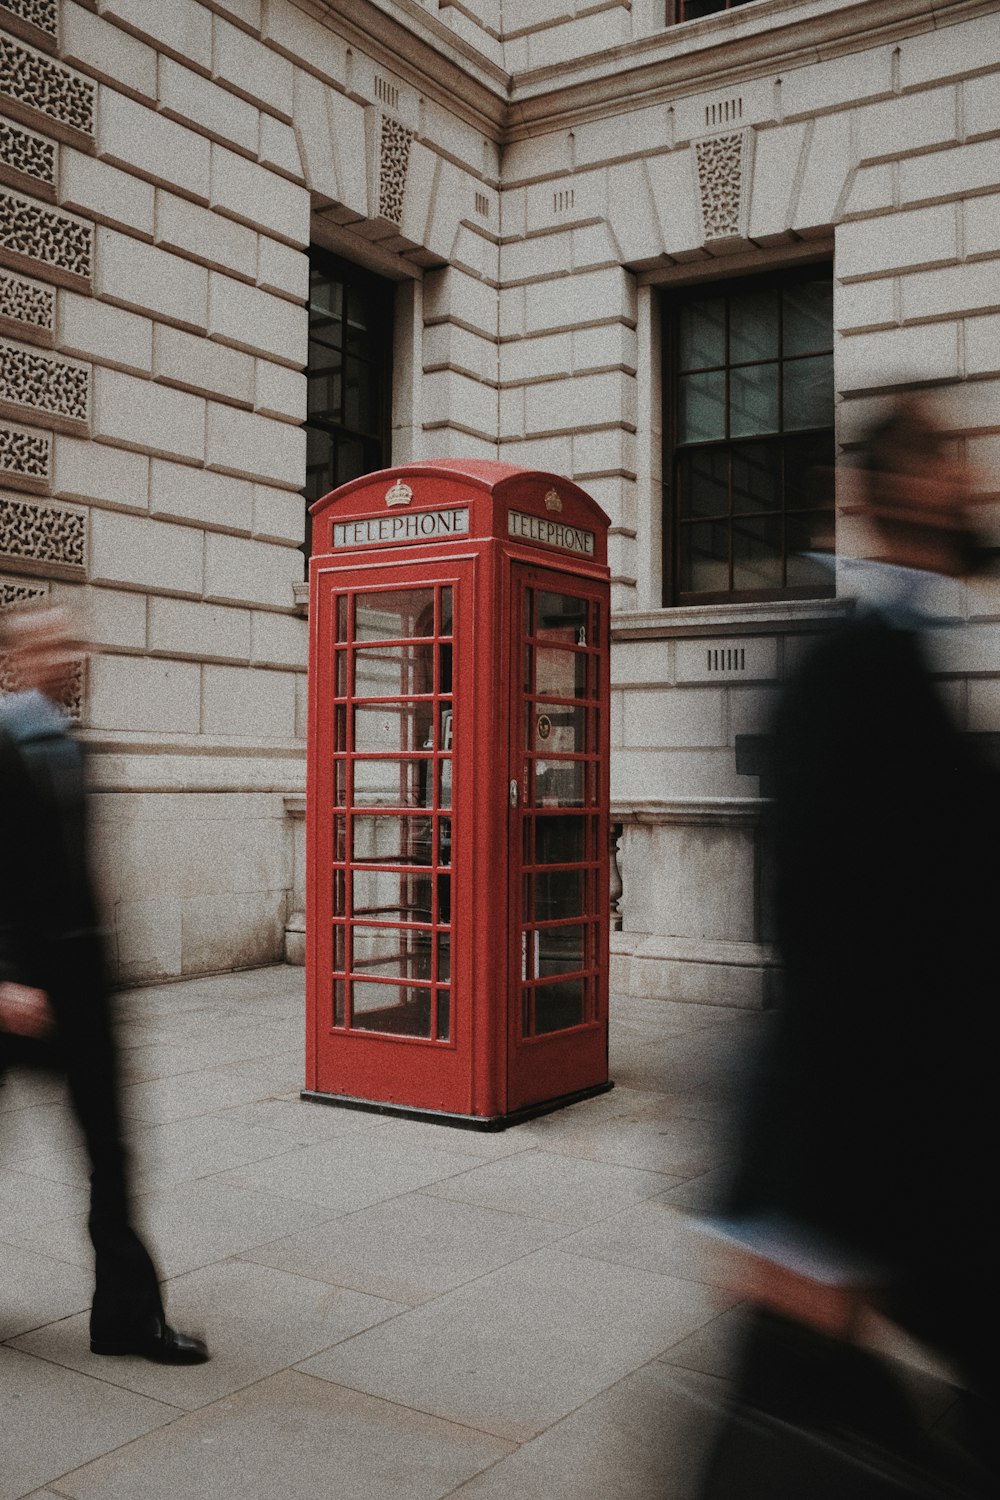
<box><xmin>664</xmin><ymin>266</ymin><xmax>835</xmax><ymax>606</ymax></box>
<box><xmin>303</xmin><ymin>248</ymin><xmax>393</xmax><ymax>557</ymax></box>
<box><xmin>671</xmin><ymin>0</ymin><xmax>761</xmax><ymax>21</ymax></box>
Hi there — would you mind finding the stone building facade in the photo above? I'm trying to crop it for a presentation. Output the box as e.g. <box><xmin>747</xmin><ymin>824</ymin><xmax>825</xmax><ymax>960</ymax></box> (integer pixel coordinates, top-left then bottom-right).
<box><xmin>1</xmin><ymin>0</ymin><xmax>998</xmax><ymax>999</ymax></box>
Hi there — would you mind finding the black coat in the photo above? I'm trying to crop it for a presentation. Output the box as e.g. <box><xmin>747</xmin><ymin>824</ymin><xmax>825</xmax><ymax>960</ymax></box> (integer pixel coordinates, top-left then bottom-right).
<box><xmin>728</xmin><ymin>611</ymin><xmax>998</xmax><ymax>1282</ymax></box>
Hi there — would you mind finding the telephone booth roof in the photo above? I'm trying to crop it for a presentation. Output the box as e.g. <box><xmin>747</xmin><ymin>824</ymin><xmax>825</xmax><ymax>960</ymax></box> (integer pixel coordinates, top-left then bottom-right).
<box><xmin>309</xmin><ymin>459</ymin><xmax>611</xmax><ymax>569</ymax></box>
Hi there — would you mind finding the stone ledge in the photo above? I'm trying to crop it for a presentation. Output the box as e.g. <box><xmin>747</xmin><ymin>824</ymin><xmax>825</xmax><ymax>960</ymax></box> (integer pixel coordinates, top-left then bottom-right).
<box><xmin>612</xmin><ymin>598</ymin><xmax>852</xmax><ymax>640</ymax></box>
<box><xmin>612</xmin><ymin>797</ymin><xmax>767</xmax><ymax>825</ymax></box>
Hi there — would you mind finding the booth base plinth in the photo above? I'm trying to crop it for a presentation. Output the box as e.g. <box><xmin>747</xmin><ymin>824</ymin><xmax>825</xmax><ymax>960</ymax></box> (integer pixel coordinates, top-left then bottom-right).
<box><xmin>299</xmin><ymin>1081</ymin><xmax>614</xmax><ymax>1132</ymax></box>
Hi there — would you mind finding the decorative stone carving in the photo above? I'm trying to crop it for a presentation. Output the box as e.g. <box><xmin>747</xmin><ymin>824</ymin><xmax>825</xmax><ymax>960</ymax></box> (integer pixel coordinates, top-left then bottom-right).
<box><xmin>0</xmin><ymin>2</ymin><xmax>59</xmax><ymax>54</ymax></box>
<box><xmin>377</xmin><ymin>114</ymin><xmax>414</xmax><ymax>226</ymax></box>
<box><xmin>0</xmin><ymin>115</ymin><xmax>57</xmax><ymax>201</ymax></box>
<box><xmin>0</xmin><ymin>266</ymin><xmax>55</xmax><ymax>345</ymax></box>
<box><xmin>0</xmin><ymin>337</ymin><xmax>90</xmax><ymax>433</ymax></box>
<box><xmin>695</xmin><ymin>130</ymin><xmax>751</xmax><ymax>243</ymax></box>
<box><xmin>0</xmin><ymin>571</ymin><xmax>47</xmax><ymax>609</ymax></box>
<box><xmin>0</xmin><ymin>187</ymin><xmax>92</xmax><ymax>289</ymax></box>
<box><xmin>0</xmin><ymin>418</ymin><xmax>51</xmax><ymax>493</ymax></box>
<box><xmin>0</xmin><ymin>34</ymin><xmax>94</xmax><ymax>148</ymax></box>
<box><xmin>0</xmin><ymin>490</ymin><xmax>87</xmax><ymax>578</ymax></box>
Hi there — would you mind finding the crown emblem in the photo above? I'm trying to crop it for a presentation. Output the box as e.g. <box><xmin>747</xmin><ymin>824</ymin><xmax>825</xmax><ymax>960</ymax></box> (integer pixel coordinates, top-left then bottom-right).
<box><xmin>544</xmin><ymin>488</ymin><xmax>563</xmax><ymax>513</ymax></box>
<box><xmin>385</xmin><ymin>480</ymin><xmax>413</xmax><ymax>508</ymax></box>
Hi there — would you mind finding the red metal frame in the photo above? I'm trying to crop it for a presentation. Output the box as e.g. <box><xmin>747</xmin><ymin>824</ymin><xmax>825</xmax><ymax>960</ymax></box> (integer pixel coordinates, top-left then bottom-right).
<box><xmin>306</xmin><ymin>461</ymin><xmax>611</xmax><ymax>1125</ymax></box>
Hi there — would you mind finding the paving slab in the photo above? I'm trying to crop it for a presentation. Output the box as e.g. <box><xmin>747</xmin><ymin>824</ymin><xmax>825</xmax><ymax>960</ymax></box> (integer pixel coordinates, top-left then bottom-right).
<box><xmin>424</xmin><ymin>1147</ymin><xmax>679</xmax><ymax>1226</ymax></box>
<box><xmin>441</xmin><ymin>1362</ymin><xmax>727</xmax><ymax>1500</ymax></box>
<box><xmin>52</xmin><ymin>1369</ymin><xmax>515</xmax><ymax>1500</ymax></box>
<box><xmin>0</xmin><ymin>1244</ymin><xmax>92</xmax><ymax>1342</ymax></box>
<box><xmin>0</xmin><ymin>1347</ymin><xmax>178</xmax><ymax>1500</ymax></box>
<box><xmin>11</xmin><ymin>1259</ymin><xmax>405</xmax><ymax>1410</ymax></box>
<box><xmin>298</xmin><ymin>1246</ymin><xmax>737</xmax><ymax>1442</ymax></box>
<box><xmin>242</xmin><ymin>1190</ymin><xmax>569</xmax><ymax>1304</ymax></box>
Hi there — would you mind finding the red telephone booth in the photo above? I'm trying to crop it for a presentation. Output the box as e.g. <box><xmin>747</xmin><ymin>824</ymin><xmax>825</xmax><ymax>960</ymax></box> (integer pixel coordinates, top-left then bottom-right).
<box><xmin>304</xmin><ymin>461</ymin><xmax>612</xmax><ymax>1127</ymax></box>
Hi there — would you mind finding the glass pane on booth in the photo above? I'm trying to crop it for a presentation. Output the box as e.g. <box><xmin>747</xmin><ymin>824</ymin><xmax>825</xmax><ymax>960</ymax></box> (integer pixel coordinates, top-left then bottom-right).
<box><xmin>535</xmin><ymin>978</ymin><xmax>585</xmax><ymax>1034</ymax></box>
<box><xmin>537</xmin><ymin>924</ymin><xmax>585</xmax><ymax>978</ymax></box>
<box><xmin>536</xmin><ymin>648</ymin><xmax>587</xmax><ymax>700</ymax></box>
<box><xmin>535</xmin><ymin>760</ymin><xmax>585</xmax><ymax>807</ymax></box>
<box><xmin>351</xmin><ymin>981</ymin><xmax>432</xmax><ymax>1038</ymax></box>
<box><xmin>355</xmin><ymin>589</ymin><xmax>436</xmax><ymax>642</ymax></box>
<box><xmin>535</xmin><ymin>592</ymin><xmax>588</xmax><ymax>643</ymax></box>
<box><xmin>535</xmin><ymin>870</ymin><xmax>585</xmax><ymax>921</ymax></box>
<box><xmin>354</xmin><ymin>702</ymin><xmax>433</xmax><ymax>754</ymax></box>
<box><xmin>535</xmin><ymin>815</ymin><xmax>587</xmax><ymax>865</ymax></box>
<box><xmin>352</xmin><ymin>925</ymin><xmax>433</xmax><ymax>980</ymax></box>
<box><xmin>353</xmin><ymin>643</ymin><xmax>434</xmax><ymax>698</ymax></box>
<box><xmin>353</xmin><ymin>757</ymin><xmax>431</xmax><ymax>808</ymax></box>
<box><xmin>351</xmin><ymin>868</ymin><xmax>432</xmax><ymax>923</ymax></box>
<box><xmin>531</xmin><ymin>704</ymin><xmax>587</xmax><ymax>753</ymax></box>
<box><xmin>352</xmin><ymin>815</ymin><xmax>434</xmax><ymax>866</ymax></box>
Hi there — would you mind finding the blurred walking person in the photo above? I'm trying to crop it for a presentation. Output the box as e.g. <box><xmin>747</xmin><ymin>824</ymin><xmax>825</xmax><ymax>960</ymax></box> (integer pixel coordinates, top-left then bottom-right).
<box><xmin>699</xmin><ymin>398</ymin><xmax>997</xmax><ymax>1495</ymax></box>
<box><xmin>0</xmin><ymin>603</ymin><xmax>208</xmax><ymax>1364</ymax></box>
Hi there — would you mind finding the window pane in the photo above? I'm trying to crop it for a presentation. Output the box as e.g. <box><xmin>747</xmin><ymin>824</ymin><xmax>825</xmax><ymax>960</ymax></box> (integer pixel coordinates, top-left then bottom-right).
<box><xmin>531</xmin><ymin>704</ymin><xmax>587</xmax><ymax>754</ymax></box>
<box><xmin>535</xmin><ymin>816</ymin><xmax>588</xmax><ymax>865</ymax></box>
<box><xmin>730</xmin><ymin>289</ymin><xmax>779</xmax><ymax>364</ymax></box>
<box><xmin>732</xmin><ymin>515</ymin><xmax>783</xmax><ymax>592</ymax></box>
<box><xmin>310</xmin><ymin>276</ymin><xmax>343</xmax><ymax>321</ymax></box>
<box><xmin>353</xmin><ymin>758</ymin><xmax>431</xmax><ymax>808</ymax></box>
<box><xmin>353</xmin><ymin>643</ymin><xmax>434</xmax><ymax>700</ymax></box>
<box><xmin>730</xmin><ymin>363</ymin><xmax>779</xmax><ymax>437</ymax></box>
<box><xmin>784</xmin><ymin>280</ymin><xmax>833</xmax><ymax>356</ymax></box>
<box><xmin>786</xmin><ymin>513</ymin><xmax>836</xmax><ymax>586</ymax></box>
<box><xmin>680</xmin><ymin>447</ymin><xmax>729</xmax><ymax>518</ymax></box>
<box><xmin>536</xmin><ymin>647</ymin><xmax>587</xmax><ymax>699</ymax></box>
<box><xmin>681</xmin><ymin>520</ymin><xmax>729</xmax><ymax>594</ymax></box>
<box><xmin>678</xmin><ymin>298</ymin><xmax>725</xmax><ymax>370</ymax></box>
<box><xmin>351</xmin><ymin>981</ymin><xmax>431</xmax><ymax>1038</ymax></box>
<box><xmin>535</xmin><ymin>592</ymin><xmax>587</xmax><ymax>643</ymax></box>
<box><xmin>537</xmin><ymin>924</ymin><xmax>585</xmax><ymax>978</ymax></box>
<box><xmin>535</xmin><ymin>760</ymin><xmax>586</xmax><ymax>808</ymax></box>
<box><xmin>679</xmin><ymin>370</ymin><xmax>726</xmax><ymax>443</ymax></box>
<box><xmin>351</xmin><ymin>869</ymin><xmax>432</xmax><ymax>922</ymax></box>
<box><xmin>783</xmin><ymin>353</ymin><xmax>834</xmax><ymax>432</ymax></box>
<box><xmin>354</xmin><ymin>702</ymin><xmax>434</xmax><ymax>754</ymax></box>
<box><xmin>732</xmin><ymin>442</ymin><xmax>781</xmax><ymax>514</ymax></box>
<box><xmin>535</xmin><ymin>870</ymin><xmax>586</xmax><ymax>920</ymax></box>
<box><xmin>355</xmin><ymin>589</ymin><xmax>436</xmax><ymax>642</ymax></box>
<box><xmin>784</xmin><ymin>432</ymin><xmax>835</xmax><ymax>510</ymax></box>
<box><xmin>534</xmin><ymin>978</ymin><xmax>585</xmax><ymax>1034</ymax></box>
<box><xmin>352</xmin><ymin>815</ymin><xmax>434</xmax><ymax>866</ymax></box>
<box><xmin>352</xmin><ymin>925</ymin><xmax>433</xmax><ymax>980</ymax></box>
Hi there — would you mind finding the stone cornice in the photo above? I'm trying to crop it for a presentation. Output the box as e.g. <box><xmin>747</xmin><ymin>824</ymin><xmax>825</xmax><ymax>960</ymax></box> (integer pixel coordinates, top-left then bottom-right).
<box><xmin>308</xmin><ymin>0</ymin><xmax>510</xmax><ymax>135</ymax></box>
<box><xmin>503</xmin><ymin>0</ymin><xmax>994</xmax><ymax>141</ymax></box>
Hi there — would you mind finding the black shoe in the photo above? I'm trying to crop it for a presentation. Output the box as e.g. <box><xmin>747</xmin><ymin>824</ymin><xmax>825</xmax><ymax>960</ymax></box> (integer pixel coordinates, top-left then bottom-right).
<box><xmin>90</xmin><ymin>1319</ymin><xmax>209</xmax><ymax>1364</ymax></box>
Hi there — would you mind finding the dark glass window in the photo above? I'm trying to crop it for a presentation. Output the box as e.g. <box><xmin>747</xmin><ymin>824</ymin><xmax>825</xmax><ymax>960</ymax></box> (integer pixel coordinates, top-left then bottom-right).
<box><xmin>304</xmin><ymin>249</ymin><xmax>393</xmax><ymax>555</ymax></box>
<box><xmin>665</xmin><ymin>267</ymin><xmax>835</xmax><ymax>605</ymax></box>
<box><xmin>674</xmin><ymin>0</ymin><xmax>760</xmax><ymax>19</ymax></box>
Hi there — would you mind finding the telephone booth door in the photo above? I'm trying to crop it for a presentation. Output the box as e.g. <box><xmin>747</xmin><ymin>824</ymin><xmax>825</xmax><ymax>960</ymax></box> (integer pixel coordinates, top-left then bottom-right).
<box><xmin>507</xmin><ymin>564</ymin><xmax>610</xmax><ymax>1114</ymax></box>
<box><xmin>309</xmin><ymin>558</ymin><xmax>473</xmax><ymax>1115</ymax></box>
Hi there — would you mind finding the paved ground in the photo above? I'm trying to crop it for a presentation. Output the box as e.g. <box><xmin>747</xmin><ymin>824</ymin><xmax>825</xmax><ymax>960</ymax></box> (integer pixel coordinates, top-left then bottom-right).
<box><xmin>1</xmin><ymin>966</ymin><xmax>765</xmax><ymax>1499</ymax></box>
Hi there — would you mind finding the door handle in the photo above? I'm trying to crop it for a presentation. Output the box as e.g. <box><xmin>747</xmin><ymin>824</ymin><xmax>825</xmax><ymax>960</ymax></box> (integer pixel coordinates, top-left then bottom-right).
<box><xmin>509</xmin><ymin>778</ymin><xmax>519</xmax><ymax>807</ymax></box>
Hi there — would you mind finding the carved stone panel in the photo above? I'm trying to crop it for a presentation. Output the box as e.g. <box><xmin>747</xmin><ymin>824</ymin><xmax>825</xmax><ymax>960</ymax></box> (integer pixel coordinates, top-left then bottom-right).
<box><xmin>0</xmin><ymin>114</ymin><xmax>57</xmax><ymax>201</ymax></box>
<box><xmin>0</xmin><ymin>265</ymin><xmax>55</xmax><ymax>345</ymax></box>
<box><xmin>0</xmin><ymin>33</ymin><xmax>94</xmax><ymax>148</ymax></box>
<box><xmin>0</xmin><ymin>336</ymin><xmax>90</xmax><ymax>433</ymax></box>
<box><xmin>0</xmin><ymin>186</ymin><xmax>93</xmax><ymax>290</ymax></box>
<box><xmin>695</xmin><ymin>130</ymin><xmax>752</xmax><ymax>244</ymax></box>
<box><xmin>0</xmin><ymin>489</ymin><xmax>87</xmax><ymax>578</ymax></box>
<box><xmin>0</xmin><ymin>418</ymin><xmax>51</xmax><ymax>493</ymax></box>
<box><xmin>0</xmin><ymin>1</ymin><xmax>59</xmax><ymax>55</ymax></box>
<box><xmin>377</xmin><ymin>113</ymin><xmax>414</xmax><ymax>227</ymax></box>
